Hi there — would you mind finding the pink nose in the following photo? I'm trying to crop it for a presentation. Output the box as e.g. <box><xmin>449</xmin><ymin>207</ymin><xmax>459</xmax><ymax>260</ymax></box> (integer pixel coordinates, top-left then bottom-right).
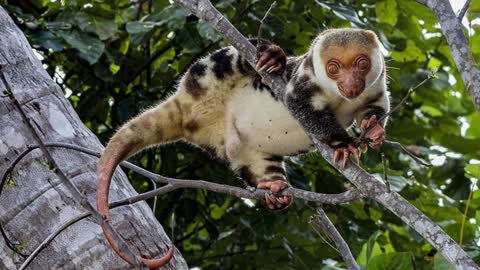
<box><xmin>338</xmin><ymin>78</ymin><xmax>365</xmax><ymax>98</ymax></box>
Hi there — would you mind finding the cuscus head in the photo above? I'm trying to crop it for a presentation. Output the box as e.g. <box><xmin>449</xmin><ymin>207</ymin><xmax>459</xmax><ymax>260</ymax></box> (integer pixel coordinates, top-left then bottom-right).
<box><xmin>311</xmin><ymin>28</ymin><xmax>384</xmax><ymax>99</ymax></box>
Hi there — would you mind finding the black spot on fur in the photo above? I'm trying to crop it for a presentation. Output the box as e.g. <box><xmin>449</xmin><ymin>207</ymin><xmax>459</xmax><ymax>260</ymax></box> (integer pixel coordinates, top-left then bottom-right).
<box><xmin>185</xmin><ymin>62</ymin><xmax>207</xmax><ymax>99</ymax></box>
<box><xmin>286</xmin><ymin>76</ymin><xmax>352</xmax><ymax>147</ymax></box>
<box><xmin>248</xmin><ymin>38</ymin><xmax>273</xmax><ymax>51</ymax></box>
<box><xmin>184</xmin><ymin>120</ymin><xmax>199</xmax><ymax>133</ymax></box>
<box><xmin>292</xmin><ymin>75</ymin><xmax>322</xmax><ymax>96</ymax></box>
<box><xmin>237</xmin><ymin>55</ymin><xmax>253</xmax><ymax>75</ymax></box>
<box><xmin>267</xmin><ymin>175</ymin><xmax>287</xmax><ymax>181</ymax></box>
<box><xmin>285</xmin><ymin>56</ymin><xmax>303</xmax><ymax>81</ymax></box>
<box><xmin>190</xmin><ymin>61</ymin><xmax>207</xmax><ymax>77</ymax></box>
<box><xmin>265</xmin><ymin>155</ymin><xmax>284</xmax><ymax>162</ymax></box>
<box><xmin>364</xmin><ymin>105</ymin><xmax>386</xmax><ymax>122</ymax></box>
<box><xmin>294</xmin><ymin>149</ymin><xmax>310</xmax><ymax>155</ymax></box>
<box><xmin>265</xmin><ymin>165</ymin><xmax>286</xmax><ymax>175</ymax></box>
<box><xmin>211</xmin><ymin>48</ymin><xmax>234</xmax><ymax>80</ymax></box>
<box><xmin>304</xmin><ymin>55</ymin><xmax>314</xmax><ymax>71</ymax></box>
<box><xmin>365</xmin><ymin>91</ymin><xmax>384</xmax><ymax>106</ymax></box>
<box><xmin>239</xmin><ymin>166</ymin><xmax>256</xmax><ymax>187</ymax></box>
<box><xmin>253</xmin><ymin>76</ymin><xmax>277</xmax><ymax>100</ymax></box>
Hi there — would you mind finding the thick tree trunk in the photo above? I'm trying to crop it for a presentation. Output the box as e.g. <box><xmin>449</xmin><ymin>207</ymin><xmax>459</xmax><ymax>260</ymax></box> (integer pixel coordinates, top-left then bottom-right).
<box><xmin>0</xmin><ymin>6</ymin><xmax>187</xmax><ymax>270</ymax></box>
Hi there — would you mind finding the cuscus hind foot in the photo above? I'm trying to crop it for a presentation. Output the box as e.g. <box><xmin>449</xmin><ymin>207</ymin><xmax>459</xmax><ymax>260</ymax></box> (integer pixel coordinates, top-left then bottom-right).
<box><xmin>257</xmin><ymin>179</ymin><xmax>292</xmax><ymax>210</ymax></box>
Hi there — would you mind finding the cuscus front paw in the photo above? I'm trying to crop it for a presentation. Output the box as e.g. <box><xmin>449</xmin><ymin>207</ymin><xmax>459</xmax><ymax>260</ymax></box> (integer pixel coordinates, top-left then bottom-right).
<box><xmin>257</xmin><ymin>179</ymin><xmax>292</xmax><ymax>210</ymax></box>
<box><xmin>256</xmin><ymin>45</ymin><xmax>287</xmax><ymax>74</ymax></box>
<box><xmin>333</xmin><ymin>143</ymin><xmax>362</xmax><ymax>169</ymax></box>
<box><xmin>360</xmin><ymin>115</ymin><xmax>385</xmax><ymax>148</ymax></box>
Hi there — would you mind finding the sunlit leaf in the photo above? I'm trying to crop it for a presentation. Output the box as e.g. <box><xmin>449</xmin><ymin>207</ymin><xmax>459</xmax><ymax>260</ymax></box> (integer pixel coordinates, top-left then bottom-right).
<box><xmin>376</xmin><ymin>0</ymin><xmax>398</xmax><ymax>26</ymax></box>
<box><xmin>368</xmin><ymin>252</ymin><xmax>413</xmax><ymax>270</ymax></box>
<box><xmin>76</xmin><ymin>11</ymin><xmax>118</xmax><ymax>40</ymax></box>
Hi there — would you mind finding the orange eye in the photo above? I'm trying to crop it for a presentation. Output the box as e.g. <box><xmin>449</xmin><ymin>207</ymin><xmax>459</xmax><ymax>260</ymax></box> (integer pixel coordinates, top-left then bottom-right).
<box><xmin>356</xmin><ymin>56</ymin><xmax>370</xmax><ymax>70</ymax></box>
<box><xmin>327</xmin><ymin>63</ymin><xmax>340</xmax><ymax>75</ymax></box>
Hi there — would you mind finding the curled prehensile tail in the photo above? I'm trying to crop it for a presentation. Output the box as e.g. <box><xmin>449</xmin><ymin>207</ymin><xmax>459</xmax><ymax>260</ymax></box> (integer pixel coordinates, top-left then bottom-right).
<box><xmin>97</xmin><ymin>96</ymin><xmax>184</xmax><ymax>269</ymax></box>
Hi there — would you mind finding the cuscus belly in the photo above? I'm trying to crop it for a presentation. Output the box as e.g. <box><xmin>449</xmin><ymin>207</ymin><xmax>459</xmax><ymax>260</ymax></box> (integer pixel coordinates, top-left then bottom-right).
<box><xmin>231</xmin><ymin>85</ymin><xmax>312</xmax><ymax>156</ymax></box>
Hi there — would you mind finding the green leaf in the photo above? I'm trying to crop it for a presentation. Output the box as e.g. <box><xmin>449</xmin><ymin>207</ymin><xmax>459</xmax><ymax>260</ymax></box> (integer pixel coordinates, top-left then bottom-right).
<box><xmin>367</xmin><ymin>232</ymin><xmax>381</xmax><ymax>263</ymax></box>
<box><xmin>387</xmin><ymin>175</ymin><xmax>408</xmax><ymax>192</ymax></box>
<box><xmin>75</xmin><ymin>11</ymin><xmax>118</xmax><ymax>40</ymax></box>
<box><xmin>316</xmin><ymin>1</ymin><xmax>366</xmax><ymax>27</ymax></box>
<box><xmin>391</xmin><ymin>40</ymin><xmax>427</xmax><ymax>62</ymax></box>
<box><xmin>433</xmin><ymin>253</ymin><xmax>450</xmax><ymax>270</ymax></box>
<box><xmin>109</xmin><ymin>63</ymin><xmax>120</xmax><ymax>74</ymax></box>
<box><xmin>357</xmin><ymin>232</ymin><xmax>382</xmax><ymax>266</ymax></box>
<box><xmin>30</xmin><ymin>31</ymin><xmax>65</xmax><ymax>52</ymax></box>
<box><xmin>466</xmin><ymin>113</ymin><xmax>480</xmax><ymax>138</ymax></box>
<box><xmin>420</xmin><ymin>105</ymin><xmax>443</xmax><ymax>117</ymax></box>
<box><xmin>126</xmin><ymin>21</ymin><xmax>159</xmax><ymax>34</ymax></box>
<box><xmin>376</xmin><ymin>0</ymin><xmax>398</xmax><ymax>26</ymax></box>
<box><xmin>210</xmin><ymin>204</ymin><xmax>226</xmax><ymax>220</ymax></box>
<box><xmin>196</xmin><ymin>21</ymin><xmax>223</xmax><ymax>42</ymax></box>
<box><xmin>368</xmin><ymin>252</ymin><xmax>413</xmax><ymax>270</ymax></box>
<box><xmin>465</xmin><ymin>164</ymin><xmax>480</xmax><ymax>178</ymax></box>
<box><xmin>57</xmin><ymin>30</ymin><xmax>105</xmax><ymax>64</ymax></box>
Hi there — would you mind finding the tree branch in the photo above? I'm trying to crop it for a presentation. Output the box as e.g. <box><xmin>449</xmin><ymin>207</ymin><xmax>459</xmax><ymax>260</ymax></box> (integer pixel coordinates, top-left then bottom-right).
<box><xmin>417</xmin><ymin>0</ymin><xmax>480</xmax><ymax>112</ymax></box>
<box><xmin>2</xmin><ymin>142</ymin><xmax>363</xmax><ymax>205</ymax></box>
<box><xmin>15</xmin><ymin>161</ymin><xmax>358</xmax><ymax>268</ymax></box>
<box><xmin>310</xmin><ymin>208</ymin><xmax>360</xmax><ymax>270</ymax></box>
<box><xmin>457</xmin><ymin>0</ymin><xmax>471</xmax><ymax>20</ymax></box>
<box><xmin>2</xmin><ymin>141</ymin><xmax>363</xmax><ymax>268</ymax></box>
<box><xmin>175</xmin><ymin>0</ymin><xmax>480</xmax><ymax>268</ymax></box>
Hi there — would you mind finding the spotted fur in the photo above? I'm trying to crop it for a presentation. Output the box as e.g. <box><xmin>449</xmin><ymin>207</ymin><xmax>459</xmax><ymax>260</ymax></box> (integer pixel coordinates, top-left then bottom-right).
<box><xmin>101</xmin><ymin>27</ymin><xmax>389</xmax><ymax>192</ymax></box>
<box><xmin>98</xmin><ymin>29</ymin><xmax>390</xmax><ymax>267</ymax></box>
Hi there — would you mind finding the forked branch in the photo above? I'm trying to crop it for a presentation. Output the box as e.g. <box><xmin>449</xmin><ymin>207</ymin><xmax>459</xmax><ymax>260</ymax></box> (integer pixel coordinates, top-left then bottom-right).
<box><xmin>310</xmin><ymin>208</ymin><xmax>360</xmax><ymax>270</ymax></box>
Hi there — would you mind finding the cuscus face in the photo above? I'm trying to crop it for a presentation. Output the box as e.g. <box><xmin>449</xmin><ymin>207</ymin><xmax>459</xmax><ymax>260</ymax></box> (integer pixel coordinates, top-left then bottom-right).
<box><xmin>312</xmin><ymin>29</ymin><xmax>384</xmax><ymax>99</ymax></box>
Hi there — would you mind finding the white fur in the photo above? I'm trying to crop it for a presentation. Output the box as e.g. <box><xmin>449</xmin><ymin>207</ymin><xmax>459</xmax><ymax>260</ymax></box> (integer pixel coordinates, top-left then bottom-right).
<box><xmin>228</xmin><ymin>78</ymin><xmax>312</xmax><ymax>157</ymax></box>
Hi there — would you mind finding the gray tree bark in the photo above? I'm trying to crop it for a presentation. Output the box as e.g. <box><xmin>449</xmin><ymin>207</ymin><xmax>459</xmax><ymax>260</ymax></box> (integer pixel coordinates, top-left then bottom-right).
<box><xmin>0</xmin><ymin>6</ymin><xmax>187</xmax><ymax>270</ymax></box>
<box><xmin>417</xmin><ymin>0</ymin><xmax>480</xmax><ymax>112</ymax></box>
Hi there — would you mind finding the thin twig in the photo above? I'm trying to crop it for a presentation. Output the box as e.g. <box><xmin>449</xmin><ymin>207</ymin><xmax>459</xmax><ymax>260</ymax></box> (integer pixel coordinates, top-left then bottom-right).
<box><xmin>2</xmin><ymin>142</ymin><xmax>363</xmax><ymax>204</ymax></box>
<box><xmin>310</xmin><ymin>208</ymin><xmax>360</xmax><ymax>270</ymax></box>
<box><xmin>360</xmin><ymin>71</ymin><xmax>437</xmax><ymax>141</ymax></box>
<box><xmin>3</xmin><ymin>140</ymin><xmax>363</xmax><ymax>267</ymax></box>
<box><xmin>457</xmin><ymin>0</ymin><xmax>471</xmax><ymax>20</ymax></box>
<box><xmin>19</xmin><ymin>185</ymin><xmax>176</xmax><ymax>270</ymax></box>
<box><xmin>0</xmin><ymin>70</ymin><xmax>146</xmax><ymax>269</ymax></box>
<box><xmin>19</xmin><ymin>175</ymin><xmax>358</xmax><ymax>270</ymax></box>
<box><xmin>381</xmin><ymin>153</ymin><xmax>390</xmax><ymax>193</ymax></box>
<box><xmin>384</xmin><ymin>140</ymin><xmax>432</xmax><ymax>167</ymax></box>
<box><xmin>18</xmin><ymin>212</ymin><xmax>89</xmax><ymax>270</ymax></box>
<box><xmin>255</xmin><ymin>1</ymin><xmax>276</xmax><ymax>57</ymax></box>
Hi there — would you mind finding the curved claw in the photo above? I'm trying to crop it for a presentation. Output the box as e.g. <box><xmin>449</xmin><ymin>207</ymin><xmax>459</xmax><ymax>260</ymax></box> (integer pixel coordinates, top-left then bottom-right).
<box><xmin>255</xmin><ymin>45</ymin><xmax>286</xmax><ymax>74</ymax></box>
<box><xmin>258</xmin><ymin>58</ymin><xmax>278</xmax><ymax>72</ymax></box>
<box><xmin>348</xmin><ymin>144</ymin><xmax>360</xmax><ymax>164</ymax></box>
<box><xmin>333</xmin><ymin>143</ymin><xmax>362</xmax><ymax>168</ymax></box>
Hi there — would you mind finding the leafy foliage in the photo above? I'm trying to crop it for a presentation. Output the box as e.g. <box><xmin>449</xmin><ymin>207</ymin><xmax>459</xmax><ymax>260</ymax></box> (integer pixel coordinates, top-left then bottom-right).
<box><xmin>4</xmin><ymin>0</ymin><xmax>480</xmax><ymax>269</ymax></box>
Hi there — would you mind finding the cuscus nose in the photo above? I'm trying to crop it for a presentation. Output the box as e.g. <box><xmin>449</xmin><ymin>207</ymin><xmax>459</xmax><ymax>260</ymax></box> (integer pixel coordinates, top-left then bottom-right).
<box><xmin>338</xmin><ymin>77</ymin><xmax>365</xmax><ymax>98</ymax></box>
